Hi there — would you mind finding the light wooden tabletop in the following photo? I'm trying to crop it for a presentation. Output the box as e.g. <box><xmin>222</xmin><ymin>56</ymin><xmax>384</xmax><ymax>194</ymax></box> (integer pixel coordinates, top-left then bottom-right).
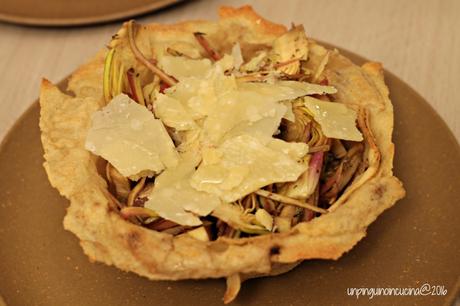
<box><xmin>0</xmin><ymin>0</ymin><xmax>458</xmax><ymax>143</ymax></box>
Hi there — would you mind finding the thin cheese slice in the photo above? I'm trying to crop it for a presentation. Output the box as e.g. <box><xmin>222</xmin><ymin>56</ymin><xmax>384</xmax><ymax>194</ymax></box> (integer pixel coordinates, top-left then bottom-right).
<box><xmin>237</xmin><ymin>80</ymin><xmax>337</xmax><ymax>100</ymax></box>
<box><xmin>240</xmin><ymin>51</ymin><xmax>267</xmax><ymax>72</ymax></box>
<box><xmin>281</xmin><ymin>100</ymin><xmax>295</xmax><ymax>122</ymax></box>
<box><xmin>201</xmin><ymin>80</ymin><xmax>335</xmax><ymax>145</ymax></box>
<box><xmin>154</xmin><ymin>93</ymin><xmax>197</xmax><ymax>131</ymax></box>
<box><xmin>145</xmin><ymin>153</ymin><xmax>220</xmax><ymax>226</ymax></box>
<box><xmin>158</xmin><ymin>56</ymin><xmax>212</xmax><ymax>79</ymax></box>
<box><xmin>154</xmin><ymin>152</ymin><xmax>199</xmax><ymax>189</ymax></box>
<box><xmin>85</xmin><ymin>94</ymin><xmax>179</xmax><ymax>178</ymax></box>
<box><xmin>215</xmin><ymin>54</ymin><xmax>235</xmax><ymax>72</ymax></box>
<box><xmin>159</xmin><ymin>48</ymin><xmax>240</xmax><ymax>80</ymax></box>
<box><xmin>267</xmin><ymin>138</ymin><xmax>310</xmax><ymax>159</ymax></box>
<box><xmin>221</xmin><ymin>105</ymin><xmax>286</xmax><ymax>145</ymax></box>
<box><xmin>163</xmin><ymin>66</ymin><xmax>336</xmax><ymax>145</ymax></box>
<box><xmin>191</xmin><ymin>135</ymin><xmax>308</xmax><ymax>202</ymax></box>
<box><xmin>202</xmin><ymin>90</ymin><xmax>288</xmax><ymax>145</ymax></box>
<box><xmin>231</xmin><ymin>43</ymin><xmax>244</xmax><ymax>70</ymax></box>
<box><xmin>302</xmin><ymin>96</ymin><xmax>363</xmax><ymax>141</ymax></box>
<box><xmin>165</xmin><ymin>71</ymin><xmax>237</xmax><ymax>120</ymax></box>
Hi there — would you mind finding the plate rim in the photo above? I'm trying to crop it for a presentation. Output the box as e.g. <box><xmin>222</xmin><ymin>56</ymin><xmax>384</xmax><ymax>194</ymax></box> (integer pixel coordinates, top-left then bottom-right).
<box><xmin>0</xmin><ymin>0</ymin><xmax>182</xmax><ymax>27</ymax></box>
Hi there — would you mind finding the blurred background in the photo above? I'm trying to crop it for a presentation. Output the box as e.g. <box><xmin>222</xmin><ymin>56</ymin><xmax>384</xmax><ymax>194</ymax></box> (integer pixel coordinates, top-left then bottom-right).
<box><xmin>0</xmin><ymin>0</ymin><xmax>458</xmax><ymax>142</ymax></box>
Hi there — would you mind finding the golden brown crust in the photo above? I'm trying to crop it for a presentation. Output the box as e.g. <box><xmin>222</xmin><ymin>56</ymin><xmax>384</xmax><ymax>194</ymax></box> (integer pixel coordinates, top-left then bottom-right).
<box><xmin>219</xmin><ymin>5</ymin><xmax>287</xmax><ymax>36</ymax></box>
<box><xmin>39</xmin><ymin>5</ymin><xmax>404</xmax><ymax>283</ymax></box>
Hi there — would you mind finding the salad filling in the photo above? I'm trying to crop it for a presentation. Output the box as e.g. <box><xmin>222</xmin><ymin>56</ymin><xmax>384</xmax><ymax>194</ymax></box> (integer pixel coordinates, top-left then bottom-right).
<box><xmin>86</xmin><ymin>21</ymin><xmax>371</xmax><ymax>242</ymax></box>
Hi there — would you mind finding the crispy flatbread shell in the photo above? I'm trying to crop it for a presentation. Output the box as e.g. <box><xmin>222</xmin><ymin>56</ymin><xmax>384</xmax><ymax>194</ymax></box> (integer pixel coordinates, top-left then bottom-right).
<box><xmin>39</xmin><ymin>5</ymin><xmax>405</xmax><ymax>281</ymax></box>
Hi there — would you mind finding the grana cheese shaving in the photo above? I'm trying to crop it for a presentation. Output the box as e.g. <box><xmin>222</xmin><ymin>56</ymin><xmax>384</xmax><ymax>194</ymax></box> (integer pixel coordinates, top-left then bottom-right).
<box><xmin>85</xmin><ymin>94</ymin><xmax>179</xmax><ymax>178</ymax></box>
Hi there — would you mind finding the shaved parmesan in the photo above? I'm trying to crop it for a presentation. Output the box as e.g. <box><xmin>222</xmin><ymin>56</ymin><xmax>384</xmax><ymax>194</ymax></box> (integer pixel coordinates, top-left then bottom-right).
<box><xmin>154</xmin><ymin>94</ymin><xmax>197</xmax><ymax>131</ymax></box>
<box><xmin>85</xmin><ymin>94</ymin><xmax>179</xmax><ymax>178</ymax></box>
<box><xmin>302</xmin><ymin>96</ymin><xmax>363</xmax><ymax>141</ymax></box>
<box><xmin>221</xmin><ymin>105</ymin><xmax>286</xmax><ymax>145</ymax></box>
<box><xmin>158</xmin><ymin>56</ymin><xmax>212</xmax><ymax>79</ymax></box>
<box><xmin>240</xmin><ymin>51</ymin><xmax>267</xmax><ymax>72</ymax></box>
<box><xmin>278</xmin><ymin>155</ymin><xmax>312</xmax><ymax>200</ymax></box>
<box><xmin>282</xmin><ymin>101</ymin><xmax>295</xmax><ymax>122</ymax></box>
<box><xmin>145</xmin><ymin>153</ymin><xmax>220</xmax><ymax>226</ymax></box>
<box><xmin>191</xmin><ymin>135</ymin><xmax>308</xmax><ymax>202</ymax></box>
<box><xmin>162</xmin><ymin>63</ymin><xmax>336</xmax><ymax>145</ymax></box>
<box><xmin>231</xmin><ymin>43</ymin><xmax>244</xmax><ymax>70</ymax></box>
<box><xmin>212</xmin><ymin>44</ymin><xmax>244</xmax><ymax>72</ymax></box>
<box><xmin>199</xmin><ymin>78</ymin><xmax>335</xmax><ymax>145</ymax></box>
<box><xmin>145</xmin><ymin>180</ymin><xmax>219</xmax><ymax>226</ymax></box>
<box><xmin>303</xmin><ymin>43</ymin><xmax>329</xmax><ymax>78</ymax></box>
<box><xmin>202</xmin><ymin>90</ymin><xmax>288</xmax><ymax>145</ymax></box>
<box><xmin>237</xmin><ymin>80</ymin><xmax>336</xmax><ymax>99</ymax></box>
<box><xmin>166</xmin><ymin>70</ymin><xmax>237</xmax><ymax>120</ymax></box>
<box><xmin>154</xmin><ymin>152</ymin><xmax>200</xmax><ymax>189</ymax></box>
<box><xmin>176</xmin><ymin>129</ymin><xmax>203</xmax><ymax>154</ymax></box>
<box><xmin>267</xmin><ymin>138</ymin><xmax>309</xmax><ymax>159</ymax></box>
<box><xmin>207</xmin><ymin>80</ymin><xmax>336</xmax><ymax>144</ymax></box>
<box><xmin>216</xmin><ymin>54</ymin><xmax>235</xmax><ymax>72</ymax></box>
<box><xmin>312</xmin><ymin>50</ymin><xmax>330</xmax><ymax>82</ymax></box>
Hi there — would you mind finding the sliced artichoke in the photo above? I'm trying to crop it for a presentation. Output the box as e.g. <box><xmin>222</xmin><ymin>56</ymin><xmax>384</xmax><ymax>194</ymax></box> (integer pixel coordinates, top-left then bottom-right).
<box><xmin>270</xmin><ymin>25</ymin><xmax>309</xmax><ymax>75</ymax></box>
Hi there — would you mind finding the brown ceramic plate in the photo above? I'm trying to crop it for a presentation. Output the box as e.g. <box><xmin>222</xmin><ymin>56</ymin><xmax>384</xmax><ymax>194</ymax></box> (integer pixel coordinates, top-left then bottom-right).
<box><xmin>0</xmin><ymin>0</ymin><xmax>182</xmax><ymax>27</ymax></box>
<box><xmin>0</xmin><ymin>47</ymin><xmax>459</xmax><ymax>306</ymax></box>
